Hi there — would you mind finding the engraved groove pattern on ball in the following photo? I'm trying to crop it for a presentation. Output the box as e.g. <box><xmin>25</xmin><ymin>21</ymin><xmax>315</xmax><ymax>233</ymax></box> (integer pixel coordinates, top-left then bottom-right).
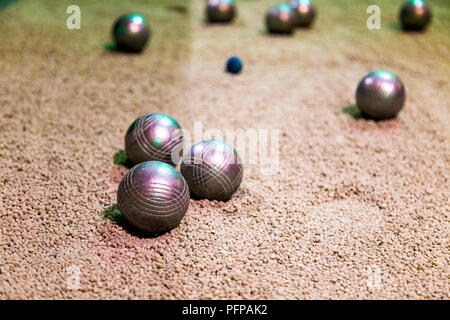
<box><xmin>125</xmin><ymin>113</ymin><xmax>183</xmax><ymax>166</ymax></box>
<box><xmin>181</xmin><ymin>139</ymin><xmax>243</xmax><ymax>201</ymax></box>
<box><xmin>266</xmin><ymin>4</ymin><xmax>295</xmax><ymax>34</ymax></box>
<box><xmin>206</xmin><ymin>0</ymin><xmax>236</xmax><ymax>23</ymax></box>
<box><xmin>112</xmin><ymin>14</ymin><xmax>151</xmax><ymax>52</ymax></box>
<box><xmin>356</xmin><ymin>71</ymin><xmax>406</xmax><ymax>120</ymax></box>
<box><xmin>117</xmin><ymin>161</ymin><xmax>190</xmax><ymax>233</ymax></box>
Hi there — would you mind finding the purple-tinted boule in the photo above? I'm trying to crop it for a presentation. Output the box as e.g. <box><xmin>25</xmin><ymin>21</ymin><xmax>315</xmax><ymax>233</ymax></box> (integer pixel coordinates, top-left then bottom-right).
<box><xmin>289</xmin><ymin>0</ymin><xmax>316</xmax><ymax>28</ymax></box>
<box><xmin>112</xmin><ymin>13</ymin><xmax>150</xmax><ymax>52</ymax></box>
<box><xmin>181</xmin><ymin>139</ymin><xmax>243</xmax><ymax>201</ymax></box>
<box><xmin>265</xmin><ymin>4</ymin><xmax>296</xmax><ymax>34</ymax></box>
<box><xmin>206</xmin><ymin>0</ymin><xmax>236</xmax><ymax>23</ymax></box>
<box><xmin>125</xmin><ymin>113</ymin><xmax>183</xmax><ymax>166</ymax></box>
<box><xmin>117</xmin><ymin>161</ymin><xmax>190</xmax><ymax>233</ymax></box>
<box><xmin>400</xmin><ymin>0</ymin><xmax>432</xmax><ymax>31</ymax></box>
<box><xmin>356</xmin><ymin>71</ymin><xmax>406</xmax><ymax>120</ymax></box>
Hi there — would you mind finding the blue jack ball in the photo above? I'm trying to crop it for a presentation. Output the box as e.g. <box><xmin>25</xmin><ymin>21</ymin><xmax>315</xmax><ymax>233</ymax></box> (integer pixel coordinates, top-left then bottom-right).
<box><xmin>226</xmin><ymin>56</ymin><xmax>243</xmax><ymax>74</ymax></box>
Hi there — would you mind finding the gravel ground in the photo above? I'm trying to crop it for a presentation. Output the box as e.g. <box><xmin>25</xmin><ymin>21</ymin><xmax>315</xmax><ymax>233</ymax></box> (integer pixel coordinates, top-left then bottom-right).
<box><xmin>0</xmin><ymin>0</ymin><xmax>448</xmax><ymax>299</ymax></box>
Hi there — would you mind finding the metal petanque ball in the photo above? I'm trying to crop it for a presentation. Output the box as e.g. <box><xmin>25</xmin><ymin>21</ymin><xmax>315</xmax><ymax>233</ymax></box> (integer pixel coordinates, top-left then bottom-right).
<box><xmin>400</xmin><ymin>0</ymin><xmax>432</xmax><ymax>31</ymax></box>
<box><xmin>266</xmin><ymin>4</ymin><xmax>296</xmax><ymax>34</ymax></box>
<box><xmin>117</xmin><ymin>161</ymin><xmax>190</xmax><ymax>233</ymax></box>
<box><xmin>181</xmin><ymin>139</ymin><xmax>243</xmax><ymax>201</ymax></box>
<box><xmin>289</xmin><ymin>0</ymin><xmax>316</xmax><ymax>28</ymax></box>
<box><xmin>206</xmin><ymin>0</ymin><xmax>236</xmax><ymax>23</ymax></box>
<box><xmin>125</xmin><ymin>113</ymin><xmax>183</xmax><ymax>166</ymax></box>
<box><xmin>226</xmin><ymin>56</ymin><xmax>243</xmax><ymax>74</ymax></box>
<box><xmin>356</xmin><ymin>71</ymin><xmax>406</xmax><ymax>120</ymax></box>
<box><xmin>112</xmin><ymin>13</ymin><xmax>151</xmax><ymax>52</ymax></box>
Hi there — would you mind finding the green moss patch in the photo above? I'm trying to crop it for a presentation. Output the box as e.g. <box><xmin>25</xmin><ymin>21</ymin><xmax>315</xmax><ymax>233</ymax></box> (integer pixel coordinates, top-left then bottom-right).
<box><xmin>113</xmin><ymin>150</ymin><xmax>133</xmax><ymax>168</ymax></box>
<box><xmin>342</xmin><ymin>105</ymin><xmax>362</xmax><ymax>119</ymax></box>
<box><xmin>104</xmin><ymin>204</ymin><xmax>123</xmax><ymax>223</ymax></box>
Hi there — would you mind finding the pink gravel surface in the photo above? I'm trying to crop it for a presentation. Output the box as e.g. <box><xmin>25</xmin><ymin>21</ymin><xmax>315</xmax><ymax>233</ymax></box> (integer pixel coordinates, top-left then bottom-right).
<box><xmin>0</xmin><ymin>0</ymin><xmax>449</xmax><ymax>299</ymax></box>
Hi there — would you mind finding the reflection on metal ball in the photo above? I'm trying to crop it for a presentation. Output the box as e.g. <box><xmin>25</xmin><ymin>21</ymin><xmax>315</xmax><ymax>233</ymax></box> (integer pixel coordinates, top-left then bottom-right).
<box><xmin>112</xmin><ymin>14</ymin><xmax>151</xmax><ymax>52</ymax></box>
<box><xmin>266</xmin><ymin>4</ymin><xmax>295</xmax><ymax>34</ymax></box>
<box><xmin>125</xmin><ymin>113</ymin><xmax>183</xmax><ymax>166</ymax></box>
<box><xmin>117</xmin><ymin>161</ymin><xmax>190</xmax><ymax>233</ymax></box>
<box><xmin>400</xmin><ymin>0</ymin><xmax>432</xmax><ymax>31</ymax></box>
<box><xmin>181</xmin><ymin>139</ymin><xmax>243</xmax><ymax>201</ymax></box>
<box><xmin>356</xmin><ymin>71</ymin><xmax>406</xmax><ymax>120</ymax></box>
<box><xmin>206</xmin><ymin>0</ymin><xmax>236</xmax><ymax>23</ymax></box>
<box><xmin>289</xmin><ymin>0</ymin><xmax>316</xmax><ymax>28</ymax></box>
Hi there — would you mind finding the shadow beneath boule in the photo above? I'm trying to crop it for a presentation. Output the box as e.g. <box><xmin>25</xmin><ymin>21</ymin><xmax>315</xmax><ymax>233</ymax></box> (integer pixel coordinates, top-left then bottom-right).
<box><xmin>342</xmin><ymin>105</ymin><xmax>396</xmax><ymax>122</ymax></box>
<box><xmin>189</xmin><ymin>193</ymin><xmax>204</xmax><ymax>201</ymax></box>
<box><xmin>165</xmin><ymin>5</ymin><xmax>189</xmax><ymax>15</ymax></box>
<box><xmin>202</xmin><ymin>18</ymin><xmax>235</xmax><ymax>26</ymax></box>
<box><xmin>259</xmin><ymin>28</ymin><xmax>294</xmax><ymax>37</ymax></box>
<box><xmin>103</xmin><ymin>204</ymin><xmax>170</xmax><ymax>239</ymax></box>
<box><xmin>103</xmin><ymin>42</ymin><xmax>144</xmax><ymax>55</ymax></box>
<box><xmin>189</xmin><ymin>193</ymin><xmax>233</xmax><ymax>202</ymax></box>
<box><xmin>387</xmin><ymin>22</ymin><xmax>427</xmax><ymax>33</ymax></box>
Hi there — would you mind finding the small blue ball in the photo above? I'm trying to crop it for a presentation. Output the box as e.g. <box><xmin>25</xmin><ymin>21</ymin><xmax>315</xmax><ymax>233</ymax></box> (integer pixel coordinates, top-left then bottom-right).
<box><xmin>226</xmin><ymin>56</ymin><xmax>243</xmax><ymax>74</ymax></box>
